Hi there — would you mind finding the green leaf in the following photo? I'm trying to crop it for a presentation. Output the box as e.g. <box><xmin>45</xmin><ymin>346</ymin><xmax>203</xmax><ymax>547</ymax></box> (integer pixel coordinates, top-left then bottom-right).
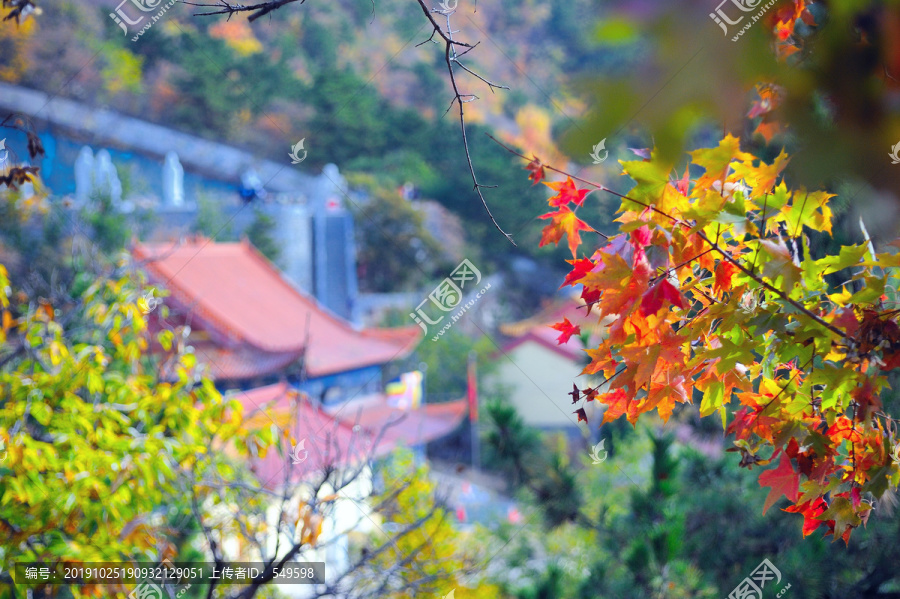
<box><xmin>815</xmin><ymin>244</ymin><xmax>868</xmax><ymax>275</ymax></box>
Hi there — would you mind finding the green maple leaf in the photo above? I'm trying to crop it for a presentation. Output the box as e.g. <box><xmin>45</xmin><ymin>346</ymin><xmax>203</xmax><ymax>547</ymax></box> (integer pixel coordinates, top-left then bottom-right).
<box><xmin>817</xmin><ymin>497</ymin><xmax>864</xmax><ymax>541</ymax></box>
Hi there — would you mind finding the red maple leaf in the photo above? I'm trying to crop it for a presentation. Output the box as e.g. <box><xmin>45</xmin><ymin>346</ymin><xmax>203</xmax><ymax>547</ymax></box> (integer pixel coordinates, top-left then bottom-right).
<box><xmin>672</xmin><ymin>166</ymin><xmax>691</xmax><ymax>196</ymax></box>
<box><xmin>581</xmin><ymin>286</ymin><xmax>601</xmax><ymax>311</ymax></box>
<box><xmin>639</xmin><ymin>279</ymin><xmax>685</xmax><ymax>317</ymax></box>
<box><xmin>574</xmin><ymin>407</ymin><xmax>588</xmax><ymax>423</ymax></box>
<box><xmin>726</xmin><ymin>405</ymin><xmax>778</xmax><ymax>442</ymax></box>
<box><xmin>551</xmin><ymin>318</ymin><xmax>581</xmax><ymax>345</ymax></box>
<box><xmin>544</xmin><ymin>177</ymin><xmax>591</xmax><ymax>207</ymax></box>
<box><xmin>525</xmin><ymin>158</ymin><xmax>545</xmax><ymax>185</ymax></box>
<box><xmin>562</xmin><ymin>258</ymin><xmax>595</xmax><ymax>288</ymax></box>
<box><xmin>539</xmin><ymin>206</ymin><xmax>594</xmax><ymax>257</ymax></box>
<box><xmin>758</xmin><ymin>451</ymin><xmax>800</xmax><ymax>514</ymax></box>
<box><xmin>630</xmin><ymin>225</ymin><xmax>653</xmax><ymax>264</ymax></box>
<box><xmin>784</xmin><ymin>498</ymin><xmax>828</xmax><ymax>537</ymax></box>
<box><xmin>852</xmin><ymin>378</ymin><xmax>882</xmax><ymax>423</ymax></box>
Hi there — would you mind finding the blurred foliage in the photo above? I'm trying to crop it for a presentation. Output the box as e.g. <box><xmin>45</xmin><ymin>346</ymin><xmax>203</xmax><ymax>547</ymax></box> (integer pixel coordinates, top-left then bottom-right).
<box><xmin>245</xmin><ymin>206</ymin><xmax>282</xmax><ymax>267</ymax></box>
<box><xmin>0</xmin><ymin>0</ymin><xmax>591</xmax><ymax>298</ymax></box>
<box><xmin>82</xmin><ymin>191</ymin><xmax>130</xmax><ymax>254</ymax></box>
<box><xmin>360</xmin><ymin>450</ymin><xmax>502</xmax><ymax>598</ymax></box>
<box><xmin>0</xmin><ymin>13</ymin><xmax>33</xmax><ymax>82</ymax></box>
<box><xmin>415</xmin><ymin>329</ymin><xmax>496</xmax><ymax>400</ymax></box>
<box><xmin>348</xmin><ymin>183</ymin><xmax>447</xmax><ymax>293</ymax></box>
<box><xmin>566</xmin><ymin>1</ymin><xmax>900</xmax><ymax>211</ymax></box>
<box><xmin>96</xmin><ymin>41</ymin><xmax>143</xmax><ymax>96</ymax></box>
<box><xmin>484</xmin><ymin>405</ymin><xmax>900</xmax><ymax>598</ymax></box>
<box><xmin>0</xmin><ymin>260</ymin><xmax>276</xmax><ymax>598</ymax></box>
<box><xmin>192</xmin><ymin>193</ymin><xmax>235</xmax><ymax>240</ymax></box>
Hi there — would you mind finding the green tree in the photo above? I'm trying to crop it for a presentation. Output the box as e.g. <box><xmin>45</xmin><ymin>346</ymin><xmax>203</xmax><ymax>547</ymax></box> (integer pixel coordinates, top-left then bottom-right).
<box><xmin>350</xmin><ymin>186</ymin><xmax>446</xmax><ymax>293</ymax></box>
<box><xmin>192</xmin><ymin>194</ymin><xmax>234</xmax><ymax>240</ymax></box>
<box><xmin>83</xmin><ymin>191</ymin><xmax>130</xmax><ymax>253</ymax></box>
<box><xmin>245</xmin><ymin>206</ymin><xmax>281</xmax><ymax>266</ymax></box>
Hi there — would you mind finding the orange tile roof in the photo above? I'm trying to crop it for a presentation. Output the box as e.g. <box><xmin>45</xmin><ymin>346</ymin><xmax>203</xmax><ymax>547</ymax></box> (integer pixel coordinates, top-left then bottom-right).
<box><xmin>133</xmin><ymin>238</ymin><xmax>421</xmax><ymax>379</ymax></box>
<box><xmin>327</xmin><ymin>394</ymin><xmax>468</xmax><ymax>448</ymax></box>
<box><xmin>233</xmin><ymin>383</ymin><xmax>467</xmax><ymax>489</ymax></box>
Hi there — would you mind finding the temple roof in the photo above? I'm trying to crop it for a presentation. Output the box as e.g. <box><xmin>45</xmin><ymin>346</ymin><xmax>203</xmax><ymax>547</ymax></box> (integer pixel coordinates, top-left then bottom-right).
<box><xmin>233</xmin><ymin>382</ymin><xmax>468</xmax><ymax>488</ymax></box>
<box><xmin>133</xmin><ymin>238</ymin><xmax>421</xmax><ymax>379</ymax></box>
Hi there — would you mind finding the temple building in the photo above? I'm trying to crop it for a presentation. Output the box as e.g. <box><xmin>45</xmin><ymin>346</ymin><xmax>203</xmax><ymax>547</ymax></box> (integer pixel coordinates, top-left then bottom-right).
<box><xmin>132</xmin><ymin>237</ymin><xmax>467</xmax><ymax>464</ymax></box>
<box><xmin>490</xmin><ymin>296</ymin><xmax>608</xmax><ymax>431</ymax></box>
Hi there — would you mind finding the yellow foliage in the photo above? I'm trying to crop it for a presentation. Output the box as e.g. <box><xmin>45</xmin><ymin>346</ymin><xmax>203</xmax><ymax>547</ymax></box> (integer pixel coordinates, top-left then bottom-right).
<box><xmin>511</xmin><ymin>104</ymin><xmax>567</xmax><ymax>166</ymax></box>
<box><xmin>0</xmin><ymin>17</ymin><xmax>35</xmax><ymax>82</ymax></box>
<box><xmin>100</xmin><ymin>46</ymin><xmax>144</xmax><ymax>96</ymax></box>
<box><xmin>209</xmin><ymin>19</ymin><xmax>263</xmax><ymax>56</ymax></box>
<box><xmin>368</xmin><ymin>451</ymin><xmax>502</xmax><ymax>599</ymax></box>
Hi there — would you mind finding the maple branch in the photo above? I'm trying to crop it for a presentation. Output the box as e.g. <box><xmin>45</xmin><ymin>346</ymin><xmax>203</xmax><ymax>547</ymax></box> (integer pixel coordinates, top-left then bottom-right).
<box><xmin>650</xmin><ymin>248</ymin><xmax>715</xmax><ymax>285</ymax></box>
<box><xmin>752</xmin><ymin>356</ymin><xmax>814</xmax><ymax>429</ymax></box>
<box><xmin>488</xmin><ymin>135</ymin><xmax>849</xmax><ymax>341</ymax></box>
<box><xmin>414</xmin><ymin>0</ymin><xmax>514</xmax><ymax>244</ymax></box>
<box><xmin>701</xmin><ymin>234</ymin><xmax>848</xmax><ymax>340</ymax></box>
<box><xmin>185</xmin><ymin>0</ymin><xmax>307</xmax><ymax>21</ymax></box>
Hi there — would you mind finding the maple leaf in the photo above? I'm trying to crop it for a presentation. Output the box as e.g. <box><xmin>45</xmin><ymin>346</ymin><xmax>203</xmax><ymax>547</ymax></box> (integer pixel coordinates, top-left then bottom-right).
<box><xmin>580</xmin><ymin>252</ymin><xmax>650</xmax><ymax>318</ymax></box>
<box><xmin>732</xmin><ymin>148</ymin><xmax>790</xmax><ymax>199</ymax></box>
<box><xmin>784</xmin><ymin>498</ymin><xmax>828</xmax><ymax>537</ymax></box>
<box><xmin>568</xmin><ymin>383</ymin><xmax>580</xmax><ymax>403</ymax></box>
<box><xmin>639</xmin><ymin>279</ymin><xmax>685</xmax><ymax>317</ymax></box>
<box><xmin>758</xmin><ymin>451</ymin><xmax>800</xmax><ymax>514</ymax></box>
<box><xmin>672</xmin><ymin>165</ymin><xmax>691</xmax><ymax>196</ymax></box>
<box><xmin>551</xmin><ymin>318</ymin><xmax>581</xmax><ymax>345</ymax></box>
<box><xmin>544</xmin><ymin>177</ymin><xmax>591</xmax><ymax>207</ymax></box>
<box><xmin>630</xmin><ymin>225</ymin><xmax>653</xmax><ymax>264</ymax></box>
<box><xmin>599</xmin><ymin>388</ymin><xmax>636</xmax><ymax>425</ymax></box>
<box><xmin>539</xmin><ymin>206</ymin><xmax>594</xmax><ymax>257</ymax></box>
<box><xmin>526</xmin><ymin>135</ymin><xmax>900</xmax><ymax>536</ymax></box>
<box><xmin>525</xmin><ymin>158</ymin><xmax>545</xmax><ymax>185</ymax></box>
<box><xmin>574</xmin><ymin>407</ymin><xmax>588</xmax><ymax>423</ymax></box>
<box><xmin>726</xmin><ymin>405</ymin><xmax>777</xmax><ymax>442</ymax></box>
<box><xmin>816</xmin><ymin>496</ymin><xmax>865</xmax><ymax>543</ymax></box>
<box><xmin>852</xmin><ymin>377</ymin><xmax>882</xmax><ymax>424</ymax></box>
<box><xmin>561</xmin><ymin>258</ymin><xmax>595</xmax><ymax>288</ymax></box>
<box><xmin>714</xmin><ymin>260</ymin><xmax>740</xmax><ymax>294</ymax></box>
<box><xmin>689</xmin><ymin>135</ymin><xmax>753</xmax><ymax>191</ymax></box>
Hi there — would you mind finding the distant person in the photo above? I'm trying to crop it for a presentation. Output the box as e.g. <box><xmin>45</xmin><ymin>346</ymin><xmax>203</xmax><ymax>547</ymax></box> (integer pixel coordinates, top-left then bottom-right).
<box><xmin>240</xmin><ymin>168</ymin><xmax>267</xmax><ymax>202</ymax></box>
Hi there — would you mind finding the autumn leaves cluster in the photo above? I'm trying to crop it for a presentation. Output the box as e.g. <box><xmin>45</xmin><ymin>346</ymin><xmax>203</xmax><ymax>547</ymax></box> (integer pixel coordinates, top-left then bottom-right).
<box><xmin>530</xmin><ymin>135</ymin><xmax>900</xmax><ymax>543</ymax></box>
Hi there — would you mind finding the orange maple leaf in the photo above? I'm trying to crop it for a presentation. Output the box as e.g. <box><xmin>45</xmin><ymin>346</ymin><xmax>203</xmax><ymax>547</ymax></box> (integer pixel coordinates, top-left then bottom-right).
<box><xmin>714</xmin><ymin>260</ymin><xmax>740</xmax><ymax>294</ymax></box>
<box><xmin>544</xmin><ymin>176</ymin><xmax>591</xmax><ymax>208</ymax></box>
<box><xmin>599</xmin><ymin>388</ymin><xmax>634</xmax><ymax>425</ymax></box>
<box><xmin>539</xmin><ymin>206</ymin><xmax>593</xmax><ymax>257</ymax></box>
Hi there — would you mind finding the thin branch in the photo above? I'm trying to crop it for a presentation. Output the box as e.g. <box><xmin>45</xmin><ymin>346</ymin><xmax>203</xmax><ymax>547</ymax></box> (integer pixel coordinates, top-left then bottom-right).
<box><xmin>488</xmin><ymin>134</ymin><xmax>849</xmax><ymax>341</ymax></box>
<box><xmin>410</xmin><ymin>0</ymin><xmax>514</xmax><ymax>243</ymax></box>
<box><xmin>184</xmin><ymin>0</ymin><xmax>308</xmax><ymax>22</ymax></box>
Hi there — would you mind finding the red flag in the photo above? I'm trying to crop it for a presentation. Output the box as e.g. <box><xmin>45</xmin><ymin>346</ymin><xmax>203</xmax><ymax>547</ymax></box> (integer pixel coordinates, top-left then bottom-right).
<box><xmin>467</xmin><ymin>352</ymin><xmax>478</xmax><ymax>423</ymax></box>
